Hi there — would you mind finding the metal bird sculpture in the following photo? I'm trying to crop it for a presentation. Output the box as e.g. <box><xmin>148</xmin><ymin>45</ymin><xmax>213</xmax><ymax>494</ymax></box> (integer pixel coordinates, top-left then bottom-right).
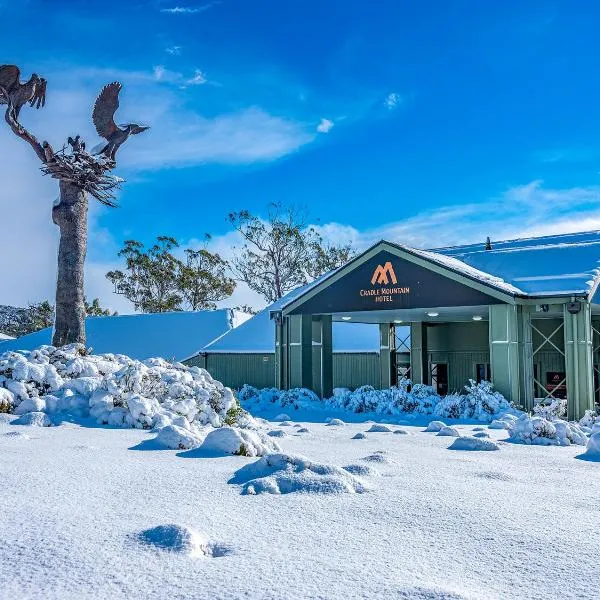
<box><xmin>0</xmin><ymin>64</ymin><xmax>46</xmax><ymax>119</ymax></box>
<box><xmin>92</xmin><ymin>82</ymin><xmax>149</xmax><ymax>160</ymax></box>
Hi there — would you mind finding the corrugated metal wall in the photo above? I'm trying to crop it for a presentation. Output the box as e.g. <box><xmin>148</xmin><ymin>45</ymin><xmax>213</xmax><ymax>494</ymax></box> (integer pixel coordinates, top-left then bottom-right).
<box><xmin>185</xmin><ymin>352</ymin><xmax>380</xmax><ymax>392</ymax></box>
<box><xmin>427</xmin><ymin>351</ymin><xmax>490</xmax><ymax>393</ymax></box>
<box><xmin>333</xmin><ymin>353</ymin><xmax>380</xmax><ymax>389</ymax></box>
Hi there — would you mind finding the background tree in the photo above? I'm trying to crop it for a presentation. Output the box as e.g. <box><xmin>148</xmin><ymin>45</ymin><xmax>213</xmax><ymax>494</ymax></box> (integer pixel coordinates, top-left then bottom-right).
<box><xmin>107</xmin><ymin>237</ymin><xmax>183</xmax><ymax>313</ymax></box>
<box><xmin>178</xmin><ymin>243</ymin><xmax>235</xmax><ymax>310</ymax></box>
<box><xmin>107</xmin><ymin>236</ymin><xmax>236</xmax><ymax>313</ymax></box>
<box><xmin>84</xmin><ymin>297</ymin><xmax>116</xmax><ymax>317</ymax></box>
<box><xmin>228</xmin><ymin>202</ymin><xmax>355</xmax><ymax>303</ymax></box>
<box><xmin>0</xmin><ymin>67</ymin><xmax>147</xmax><ymax>346</ymax></box>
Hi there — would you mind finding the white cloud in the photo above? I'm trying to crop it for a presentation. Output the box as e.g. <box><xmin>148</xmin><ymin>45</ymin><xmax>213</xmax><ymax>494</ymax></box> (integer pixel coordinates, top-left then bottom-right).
<box><xmin>186</xmin><ymin>69</ymin><xmax>207</xmax><ymax>86</ymax></box>
<box><xmin>160</xmin><ymin>2</ymin><xmax>220</xmax><ymax>14</ymax></box>
<box><xmin>165</xmin><ymin>46</ymin><xmax>182</xmax><ymax>56</ymax></box>
<box><xmin>316</xmin><ymin>118</ymin><xmax>334</xmax><ymax>133</ymax></box>
<box><xmin>384</xmin><ymin>92</ymin><xmax>402</xmax><ymax>110</ymax></box>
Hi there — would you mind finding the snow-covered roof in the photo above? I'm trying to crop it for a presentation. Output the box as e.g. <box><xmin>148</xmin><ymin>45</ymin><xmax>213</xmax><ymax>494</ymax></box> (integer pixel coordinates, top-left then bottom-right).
<box><xmin>0</xmin><ymin>309</ymin><xmax>244</xmax><ymax>361</ymax></box>
<box><xmin>201</xmin><ymin>282</ymin><xmax>380</xmax><ymax>355</ymax></box>
<box><xmin>0</xmin><ymin>333</ymin><xmax>14</xmax><ymax>341</ymax></box>
<box><xmin>431</xmin><ymin>230</ymin><xmax>600</xmax><ymax>297</ymax></box>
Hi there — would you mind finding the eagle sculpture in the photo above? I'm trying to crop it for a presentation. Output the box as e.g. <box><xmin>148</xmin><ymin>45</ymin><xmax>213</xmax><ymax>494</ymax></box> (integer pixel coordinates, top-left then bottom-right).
<box><xmin>92</xmin><ymin>82</ymin><xmax>149</xmax><ymax>160</ymax></box>
<box><xmin>0</xmin><ymin>65</ymin><xmax>46</xmax><ymax>119</ymax></box>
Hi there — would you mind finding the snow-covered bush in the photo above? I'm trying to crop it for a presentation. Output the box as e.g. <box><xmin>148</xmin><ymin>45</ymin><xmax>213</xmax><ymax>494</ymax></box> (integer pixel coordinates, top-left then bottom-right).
<box><xmin>240</xmin><ymin>379</ymin><xmax>516</xmax><ymax>422</ymax></box>
<box><xmin>0</xmin><ymin>344</ymin><xmax>239</xmax><ymax>432</ymax></box>
<box><xmin>201</xmin><ymin>426</ymin><xmax>281</xmax><ymax>457</ymax></box>
<box><xmin>507</xmin><ymin>413</ymin><xmax>587</xmax><ymax>446</ymax></box>
<box><xmin>579</xmin><ymin>409</ymin><xmax>598</xmax><ymax>429</ymax></box>
<box><xmin>583</xmin><ymin>432</ymin><xmax>600</xmax><ymax>459</ymax></box>
<box><xmin>533</xmin><ymin>397</ymin><xmax>567</xmax><ymax>420</ymax></box>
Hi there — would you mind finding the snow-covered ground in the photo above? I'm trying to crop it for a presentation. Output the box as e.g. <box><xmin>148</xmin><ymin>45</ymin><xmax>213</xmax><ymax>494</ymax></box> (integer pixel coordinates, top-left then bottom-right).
<box><xmin>1</xmin><ymin>407</ymin><xmax>599</xmax><ymax>600</ymax></box>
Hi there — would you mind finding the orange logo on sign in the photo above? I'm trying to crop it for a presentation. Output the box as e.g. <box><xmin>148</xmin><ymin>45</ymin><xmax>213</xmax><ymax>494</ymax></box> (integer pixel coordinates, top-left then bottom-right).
<box><xmin>371</xmin><ymin>262</ymin><xmax>398</xmax><ymax>285</ymax></box>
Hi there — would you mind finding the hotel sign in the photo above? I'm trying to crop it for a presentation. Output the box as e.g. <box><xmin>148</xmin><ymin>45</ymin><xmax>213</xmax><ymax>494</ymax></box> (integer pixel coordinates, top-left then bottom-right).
<box><xmin>287</xmin><ymin>250</ymin><xmax>502</xmax><ymax>315</ymax></box>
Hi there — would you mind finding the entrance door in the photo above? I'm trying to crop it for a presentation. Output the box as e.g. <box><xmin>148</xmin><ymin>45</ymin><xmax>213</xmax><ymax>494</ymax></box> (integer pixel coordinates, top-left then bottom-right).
<box><xmin>431</xmin><ymin>363</ymin><xmax>448</xmax><ymax>395</ymax></box>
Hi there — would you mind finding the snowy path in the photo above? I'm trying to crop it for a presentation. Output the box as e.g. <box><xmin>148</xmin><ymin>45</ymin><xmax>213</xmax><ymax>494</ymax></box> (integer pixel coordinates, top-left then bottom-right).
<box><xmin>1</xmin><ymin>415</ymin><xmax>598</xmax><ymax>600</ymax></box>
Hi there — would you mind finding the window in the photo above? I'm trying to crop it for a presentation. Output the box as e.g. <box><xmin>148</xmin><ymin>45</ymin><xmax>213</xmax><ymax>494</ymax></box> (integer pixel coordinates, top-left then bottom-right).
<box><xmin>475</xmin><ymin>363</ymin><xmax>491</xmax><ymax>383</ymax></box>
<box><xmin>431</xmin><ymin>363</ymin><xmax>448</xmax><ymax>395</ymax></box>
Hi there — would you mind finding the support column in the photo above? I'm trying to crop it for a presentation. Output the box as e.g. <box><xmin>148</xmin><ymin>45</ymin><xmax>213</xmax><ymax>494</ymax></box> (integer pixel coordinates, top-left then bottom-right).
<box><xmin>379</xmin><ymin>323</ymin><xmax>393</xmax><ymax>389</ymax></box>
<box><xmin>518</xmin><ymin>306</ymin><xmax>534</xmax><ymax>413</ymax></box>
<box><xmin>312</xmin><ymin>315</ymin><xmax>333</xmax><ymax>398</ymax></box>
<box><xmin>410</xmin><ymin>322</ymin><xmax>428</xmax><ymax>385</ymax></box>
<box><xmin>274</xmin><ymin>315</ymin><xmax>288</xmax><ymax>390</ymax></box>
<box><xmin>287</xmin><ymin>314</ymin><xmax>313</xmax><ymax>389</ymax></box>
<box><xmin>564</xmin><ymin>302</ymin><xmax>594</xmax><ymax>420</ymax></box>
<box><xmin>489</xmin><ymin>304</ymin><xmax>520</xmax><ymax>402</ymax></box>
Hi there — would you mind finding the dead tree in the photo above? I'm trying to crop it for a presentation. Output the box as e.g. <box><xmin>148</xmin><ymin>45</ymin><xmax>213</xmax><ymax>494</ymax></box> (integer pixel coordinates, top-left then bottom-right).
<box><xmin>0</xmin><ymin>66</ymin><xmax>148</xmax><ymax>346</ymax></box>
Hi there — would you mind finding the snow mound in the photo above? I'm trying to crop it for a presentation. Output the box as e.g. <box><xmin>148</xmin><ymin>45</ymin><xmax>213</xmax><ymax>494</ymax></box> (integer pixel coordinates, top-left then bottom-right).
<box><xmin>367</xmin><ymin>424</ymin><xmax>392</xmax><ymax>433</ymax></box>
<box><xmin>352</xmin><ymin>432</ymin><xmax>367</xmax><ymax>439</ymax></box>
<box><xmin>343</xmin><ymin>463</ymin><xmax>380</xmax><ymax>477</ymax></box>
<box><xmin>437</xmin><ymin>426</ymin><xmax>460</xmax><ymax>437</ymax></box>
<box><xmin>267</xmin><ymin>429</ymin><xmax>286</xmax><ymax>438</ymax></box>
<box><xmin>232</xmin><ymin>453</ymin><xmax>368</xmax><ymax>495</ymax></box>
<box><xmin>201</xmin><ymin>426</ymin><xmax>281</xmax><ymax>457</ymax></box>
<box><xmin>581</xmin><ymin>432</ymin><xmax>600</xmax><ymax>460</ymax></box>
<box><xmin>507</xmin><ymin>414</ymin><xmax>588</xmax><ymax>446</ymax></box>
<box><xmin>393</xmin><ymin>429</ymin><xmax>408</xmax><ymax>434</ymax></box>
<box><xmin>0</xmin><ymin>345</ymin><xmax>238</xmax><ymax>433</ymax></box>
<box><xmin>274</xmin><ymin>413</ymin><xmax>291</xmax><ymax>422</ymax></box>
<box><xmin>278</xmin><ymin>421</ymin><xmax>294</xmax><ymax>427</ymax></box>
<box><xmin>156</xmin><ymin>424</ymin><xmax>202</xmax><ymax>450</ymax></box>
<box><xmin>489</xmin><ymin>419</ymin><xmax>509</xmax><ymax>430</ymax></box>
<box><xmin>425</xmin><ymin>421</ymin><xmax>446</xmax><ymax>432</ymax></box>
<box><xmin>327</xmin><ymin>418</ymin><xmax>346</xmax><ymax>426</ymax></box>
<box><xmin>13</xmin><ymin>411</ymin><xmax>52</xmax><ymax>427</ymax></box>
<box><xmin>137</xmin><ymin>524</ymin><xmax>211</xmax><ymax>557</ymax></box>
<box><xmin>297</xmin><ymin>427</ymin><xmax>309</xmax><ymax>433</ymax></box>
<box><xmin>361</xmin><ymin>451</ymin><xmax>395</xmax><ymax>464</ymax></box>
<box><xmin>472</xmin><ymin>426</ymin><xmax>486</xmax><ymax>432</ymax></box>
<box><xmin>473</xmin><ymin>431</ymin><xmax>490</xmax><ymax>438</ymax></box>
<box><xmin>448</xmin><ymin>436</ymin><xmax>500</xmax><ymax>451</ymax></box>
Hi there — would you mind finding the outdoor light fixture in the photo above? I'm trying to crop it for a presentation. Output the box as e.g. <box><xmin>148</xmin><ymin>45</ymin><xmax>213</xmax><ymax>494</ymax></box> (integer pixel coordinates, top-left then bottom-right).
<box><xmin>341</xmin><ymin>316</ymin><xmax>352</xmax><ymax>321</ymax></box>
<box><xmin>394</xmin><ymin>319</ymin><xmax>403</xmax><ymax>324</ymax></box>
<box><xmin>472</xmin><ymin>316</ymin><xmax>483</xmax><ymax>321</ymax></box>
<box><xmin>426</xmin><ymin>312</ymin><xmax>439</xmax><ymax>317</ymax></box>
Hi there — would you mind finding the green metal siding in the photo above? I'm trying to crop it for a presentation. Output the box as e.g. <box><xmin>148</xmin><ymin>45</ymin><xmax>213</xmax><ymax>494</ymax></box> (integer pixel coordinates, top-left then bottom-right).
<box><xmin>333</xmin><ymin>353</ymin><xmax>380</xmax><ymax>390</ymax></box>
<box><xmin>428</xmin><ymin>351</ymin><xmax>490</xmax><ymax>394</ymax></box>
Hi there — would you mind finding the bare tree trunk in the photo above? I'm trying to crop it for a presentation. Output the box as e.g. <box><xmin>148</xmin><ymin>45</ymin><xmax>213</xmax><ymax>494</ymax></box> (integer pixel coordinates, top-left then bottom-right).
<box><xmin>51</xmin><ymin>181</ymin><xmax>88</xmax><ymax>346</ymax></box>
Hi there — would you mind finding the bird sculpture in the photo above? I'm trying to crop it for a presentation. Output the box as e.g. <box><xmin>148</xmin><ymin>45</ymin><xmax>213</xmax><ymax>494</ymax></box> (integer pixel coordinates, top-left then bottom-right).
<box><xmin>0</xmin><ymin>65</ymin><xmax>46</xmax><ymax>119</ymax></box>
<box><xmin>92</xmin><ymin>82</ymin><xmax>149</xmax><ymax>160</ymax></box>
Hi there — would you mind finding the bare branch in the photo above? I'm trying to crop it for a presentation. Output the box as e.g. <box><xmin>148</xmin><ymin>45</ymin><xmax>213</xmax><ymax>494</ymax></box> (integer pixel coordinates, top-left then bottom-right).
<box><xmin>2</xmin><ymin>101</ymin><xmax>48</xmax><ymax>163</ymax></box>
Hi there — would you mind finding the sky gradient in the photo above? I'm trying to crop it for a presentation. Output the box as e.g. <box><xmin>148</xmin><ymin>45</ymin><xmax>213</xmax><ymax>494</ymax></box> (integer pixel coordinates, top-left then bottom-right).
<box><xmin>2</xmin><ymin>0</ymin><xmax>600</xmax><ymax>312</ymax></box>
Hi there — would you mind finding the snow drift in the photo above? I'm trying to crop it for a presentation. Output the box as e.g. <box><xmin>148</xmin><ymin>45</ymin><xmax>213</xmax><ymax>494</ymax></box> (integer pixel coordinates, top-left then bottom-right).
<box><xmin>0</xmin><ymin>344</ymin><xmax>238</xmax><ymax>433</ymax></box>
<box><xmin>230</xmin><ymin>453</ymin><xmax>369</xmax><ymax>495</ymax></box>
<box><xmin>507</xmin><ymin>414</ymin><xmax>588</xmax><ymax>446</ymax></box>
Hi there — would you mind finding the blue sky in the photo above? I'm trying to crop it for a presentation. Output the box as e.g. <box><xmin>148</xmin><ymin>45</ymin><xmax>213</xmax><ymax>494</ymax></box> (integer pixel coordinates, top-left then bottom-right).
<box><xmin>2</xmin><ymin>0</ymin><xmax>600</xmax><ymax>311</ymax></box>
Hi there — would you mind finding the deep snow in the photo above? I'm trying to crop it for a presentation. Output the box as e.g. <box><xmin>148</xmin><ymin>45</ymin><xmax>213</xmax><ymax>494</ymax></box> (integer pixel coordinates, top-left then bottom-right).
<box><xmin>1</xmin><ymin>407</ymin><xmax>599</xmax><ymax>600</ymax></box>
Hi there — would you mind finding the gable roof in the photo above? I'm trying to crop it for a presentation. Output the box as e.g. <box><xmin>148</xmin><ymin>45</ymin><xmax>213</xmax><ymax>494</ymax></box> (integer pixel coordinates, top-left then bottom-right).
<box><xmin>281</xmin><ymin>231</ymin><xmax>600</xmax><ymax>316</ymax></box>
<box><xmin>0</xmin><ymin>309</ymin><xmax>243</xmax><ymax>361</ymax></box>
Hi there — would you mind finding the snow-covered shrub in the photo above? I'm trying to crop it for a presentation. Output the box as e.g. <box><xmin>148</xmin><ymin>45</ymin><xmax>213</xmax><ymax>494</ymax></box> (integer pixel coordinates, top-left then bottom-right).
<box><xmin>424</xmin><ymin>421</ymin><xmax>446</xmax><ymax>432</ymax></box>
<box><xmin>0</xmin><ymin>345</ymin><xmax>239</xmax><ymax>432</ymax></box>
<box><xmin>138</xmin><ymin>524</ymin><xmax>209</xmax><ymax>557</ymax></box>
<box><xmin>507</xmin><ymin>414</ymin><xmax>587</xmax><ymax>446</ymax></box>
<box><xmin>0</xmin><ymin>388</ymin><xmax>14</xmax><ymax>413</ymax></box>
<box><xmin>240</xmin><ymin>379</ymin><xmax>516</xmax><ymax>422</ymax></box>
<box><xmin>579</xmin><ymin>409</ymin><xmax>598</xmax><ymax>429</ymax></box>
<box><xmin>201</xmin><ymin>426</ymin><xmax>281</xmax><ymax>457</ymax></box>
<box><xmin>437</xmin><ymin>426</ymin><xmax>460</xmax><ymax>437</ymax></box>
<box><xmin>533</xmin><ymin>397</ymin><xmax>567</xmax><ymax>420</ymax></box>
<box><xmin>461</xmin><ymin>380</ymin><xmax>514</xmax><ymax>421</ymax></box>
<box><xmin>583</xmin><ymin>432</ymin><xmax>600</xmax><ymax>459</ymax></box>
